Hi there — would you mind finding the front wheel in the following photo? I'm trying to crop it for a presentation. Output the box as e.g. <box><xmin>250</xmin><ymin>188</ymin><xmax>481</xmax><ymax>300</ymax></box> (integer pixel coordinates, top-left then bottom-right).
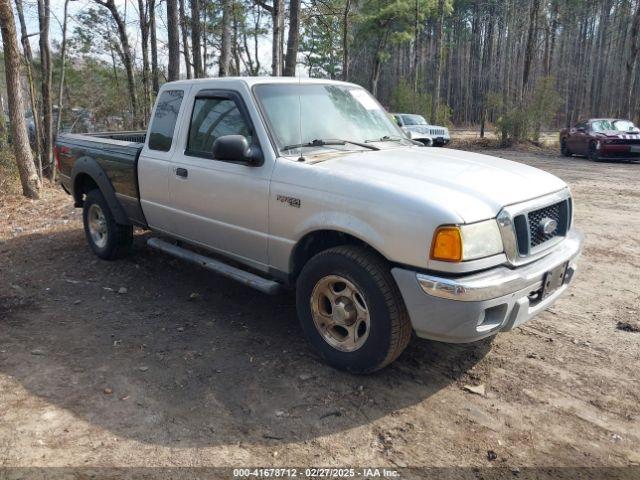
<box><xmin>588</xmin><ymin>141</ymin><xmax>601</xmax><ymax>162</ymax></box>
<box><xmin>82</xmin><ymin>189</ymin><xmax>133</xmax><ymax>260</ymax></box>
<box><xmin>561</xmin><ymin>139</ymin><xmax>571</xmax><ymax>157</ymax></box>
<box><xmin>296</xmin><ymin>246</ymin><xmax>412</xmax><ymax>373</ymax></box>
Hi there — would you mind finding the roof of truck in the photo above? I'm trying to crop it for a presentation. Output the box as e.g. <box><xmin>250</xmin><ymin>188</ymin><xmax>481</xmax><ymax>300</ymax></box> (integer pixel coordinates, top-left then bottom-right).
<box><xmin>162</xmin><ymin>76</ymin><xmax>356</xmax><ymax>89</ymax></box>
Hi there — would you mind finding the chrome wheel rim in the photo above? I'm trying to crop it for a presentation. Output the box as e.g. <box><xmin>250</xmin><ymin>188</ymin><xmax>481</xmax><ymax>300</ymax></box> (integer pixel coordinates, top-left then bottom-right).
<box><xmin>88</xmin><ymin>204</ymin><xmax>108</xmax><ymax>249</ymax></box>
<box><xmin>310</xmin><ymin>275</ymin><xmax>370</xmax><ymax>352</ymax></box>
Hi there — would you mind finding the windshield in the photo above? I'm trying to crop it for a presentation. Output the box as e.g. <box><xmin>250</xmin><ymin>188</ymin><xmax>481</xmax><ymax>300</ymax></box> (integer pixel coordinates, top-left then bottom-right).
<box><xmin>400</xmin><ymin>114</ymin><xmax>428</xmax><ymax>126</ymax></box>
<box><xmin>612</xmin><ymin>120</ymin><xmax>637</xmax><ymax>132</ymax></box>
<box><xmin>254</xmin><ymin>83</ymin><xmax>408</xmax><ymax>154</ymax></box>
<box><xmin>592</xmin><ymin>119</ymin><xmax>638</xmax><ymax>132</ymax></box>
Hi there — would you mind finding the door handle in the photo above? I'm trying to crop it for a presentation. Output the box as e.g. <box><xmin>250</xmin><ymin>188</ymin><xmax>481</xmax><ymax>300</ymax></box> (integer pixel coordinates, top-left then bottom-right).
<box><xmin>175</xmin><ymin>167</ymin><xmax>188</xmax><ymax>178</ymax></box>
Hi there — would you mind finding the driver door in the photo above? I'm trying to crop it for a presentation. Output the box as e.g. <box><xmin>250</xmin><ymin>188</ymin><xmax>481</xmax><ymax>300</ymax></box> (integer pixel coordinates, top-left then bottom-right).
<box><xmin>167</xmin><ymin>89</ymin><xmax>270</xmax><ymax>269</ymax></box>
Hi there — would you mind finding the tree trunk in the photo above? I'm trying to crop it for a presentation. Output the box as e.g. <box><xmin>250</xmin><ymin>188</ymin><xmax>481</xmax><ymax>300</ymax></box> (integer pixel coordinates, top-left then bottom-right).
<box><xmin>341</xmin><ymin>0</ymin><xmax>351</xmax><ymax>81</ymax></box>
<box><xmin>138</xmin><ymin>0</ymin><xmax>153</xmax><ymax>117</ymax></box>
<box><xmin>521</xmin><ymin>0</ymin><xmax>540</xmax><ymax>100</ymax></box>
<box><xmin>56</xmin><ymin>0</ymin><xmax>70</xmax><ymax>136</ymax></box>
<box><xmin>95</xmin><ymin>0</ymin><xmax>139</xmax><ymax>127</ymax></box>
<box><xmin>190</xmin><ymin>0</ymin><xmax>203</xmax><ymax>77</ymax></box>
<box><xmin>14</xmin><ymin>0</ymin><xmax>42</xmax><ymax>180</ymax></box>
<box><xmin>370</xmin><ymin>28</ymin><xmax>389</xmax><ymax>97</ymax></box>
<box><xmin>167</xmin><ymin>0</ymin><xmax>181</xmax><ymax>80</ymax></box>
<box><xmin>179</xmin><ymin>0</ymin><xmax>192</xmax><ymax>79</ymax></box>
<box><xmin>271</xmin><ymin>0</ymin><xmax>284</xmax><ymax>75</ymax></box>
<box><xmin>202</xmin><ymin>5</ymin><xmax>208</xmax><ymax>76</ymax></box>
<box><xmin>37</xmin><ymin>0</ymin><xmax>53</xmax><ymax>180</ymax></box>
<box><xmin>412</xmin><ymin>0</ymin><xmax>420</xmax><ymax>92</ymax></box>
<box><xmin>625</xmin><ymin>2</ymin><xmax>640</xmax><ymax>118</ymax></box>
<box><xmin>430</xmin><ymin>0</ymin><xmax>445</xmax><ymax>123</ymax></box>
<box><xmin>284</xmin><ymin>0</ymin><xmax>300</xmax><ymax>76</ymax></box>
<box><xmin>150</xmin><ymin>0</ymin><xmax>160</xmax><ymax>94</ymax></box>
<box><xmin>0</xmin><ymin>0</ymin><xmax>41</xmax><ymax>198</ymax></box>
<box><xmin>219</xmin><ymin>0</ymin><xmax>232</xmax><ymax>76</ymax></box>
<box><xmin>232</xmin><ymin>11</ymin><xmax>241</xmax><ymax>75</ymax></box>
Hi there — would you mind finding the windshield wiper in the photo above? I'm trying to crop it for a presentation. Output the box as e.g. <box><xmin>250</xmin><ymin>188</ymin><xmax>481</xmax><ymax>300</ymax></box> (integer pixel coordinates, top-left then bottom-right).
<box><xmin>364</xmin><ymin>135</ymin><xmax>406</xmax><ymax>143</ymax></box>
<box><xmin>282</xmin><ymin>138</ymin><xmax>380</xmax><ymax>151</ymax></box>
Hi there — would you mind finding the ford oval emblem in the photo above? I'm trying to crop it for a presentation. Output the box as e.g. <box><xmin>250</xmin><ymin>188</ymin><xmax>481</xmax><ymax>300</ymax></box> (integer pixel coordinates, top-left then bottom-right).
<box><xmin>539</xmin><ymin>218</ymin><xmax>558</xmax><ymax>235</ymax></box>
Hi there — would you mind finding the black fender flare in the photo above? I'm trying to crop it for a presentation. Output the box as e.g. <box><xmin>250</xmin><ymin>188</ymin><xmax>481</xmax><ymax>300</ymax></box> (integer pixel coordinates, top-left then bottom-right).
<box><xmin>71</xmin><ymin>156</ymin><xmax>131</xmax><ymax>225</ymax></box>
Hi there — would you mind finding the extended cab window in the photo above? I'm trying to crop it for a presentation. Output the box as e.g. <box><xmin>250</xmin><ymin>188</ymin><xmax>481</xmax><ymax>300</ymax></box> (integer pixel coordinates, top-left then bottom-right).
<box><xmin>187</xmin><ymin>97</ymin><xmax>252</xmax><ymax>157</ymax></box>
<box><xmin>148</xmin><ymin>90</ymin><xmax>184</xmax><ymax>151</ymax></box>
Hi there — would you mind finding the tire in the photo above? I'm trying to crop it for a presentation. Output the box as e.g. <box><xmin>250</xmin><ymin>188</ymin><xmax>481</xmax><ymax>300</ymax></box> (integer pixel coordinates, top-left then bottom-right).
<box><xmin>419</xmin><ymin>139</ymin><xmax>433</xmax><ymax>147</ymax></box>
<box><xmin>560</xmin><ymin>139</ymin><xmax>571</xmax><ymax>157</ymax></box>
<box><xmin>82</xmin><ymin>189</ymin><xmax>133</xmax><ymax>260</ymax></box>
<box><xmin>588</xmin><ymin>141</ymin><xmax>600</xmax><ymax>162</ymax></box>
<box><xmin>296</xmin><ymin>246</ymin><xmax>412</xmax><ymax>374</ymax></box>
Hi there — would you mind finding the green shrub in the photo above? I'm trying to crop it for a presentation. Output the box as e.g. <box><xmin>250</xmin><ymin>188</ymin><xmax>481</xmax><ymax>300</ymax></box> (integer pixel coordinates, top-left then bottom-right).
<box><xmin>0</xmin><ymin>145</ymin><xmax>19</xmax><ymax>197</ymax></box>
<box><xmin>390</xmin><ymin>79</ymin><xmax>452</xmax><ymax>126</ymax></box>
<box><xmin>491</xmin><ymin>76</ymin><xmax>562</xmax><ymax>144</ymax></box>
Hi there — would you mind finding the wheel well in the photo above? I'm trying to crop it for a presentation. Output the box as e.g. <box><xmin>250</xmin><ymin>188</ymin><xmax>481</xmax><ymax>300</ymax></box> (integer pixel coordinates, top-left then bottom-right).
<box><xmin>73</xmin><ymin>173</ymin><xmax>99</xmax><ymax>207</ymax></box>
<box><xmin>291</xmin><ymin>230</ymin><xmax>385</xmax><ymax>280</ymax></box>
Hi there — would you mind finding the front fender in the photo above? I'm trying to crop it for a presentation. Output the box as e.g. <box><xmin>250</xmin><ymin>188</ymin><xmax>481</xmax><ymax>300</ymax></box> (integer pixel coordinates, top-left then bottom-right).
<box><xmin>295</xmin><ymin>211</ymin><xmax>385</xmax><ymax>252</ymax></box>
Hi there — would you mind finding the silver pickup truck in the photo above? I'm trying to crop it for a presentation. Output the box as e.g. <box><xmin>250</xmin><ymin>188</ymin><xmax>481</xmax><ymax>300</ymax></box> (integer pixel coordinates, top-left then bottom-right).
<box><xmin>57</xmin><ymin>78</ymin><xmax>583</xmax><ymax>373</ymax></box>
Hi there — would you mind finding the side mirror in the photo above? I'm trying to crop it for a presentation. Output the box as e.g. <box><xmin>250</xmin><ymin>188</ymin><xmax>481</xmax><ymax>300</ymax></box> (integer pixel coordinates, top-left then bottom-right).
<box><xmin>212</xmin><ymin>135</ymin><xmax>263</xmax><ymax>166</ymax></box>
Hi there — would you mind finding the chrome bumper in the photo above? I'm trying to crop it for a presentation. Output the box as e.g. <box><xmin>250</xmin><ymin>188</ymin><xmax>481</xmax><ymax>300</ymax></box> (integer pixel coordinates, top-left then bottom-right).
<box><xmin>391</xmin><ymin>230</ymin><xmax>584</xmax><ymax>343</ymax></box>
<box><xmin>417</xmin><ymin>230</ymin><xmax>583</xmax><ymax>302</ymax></box>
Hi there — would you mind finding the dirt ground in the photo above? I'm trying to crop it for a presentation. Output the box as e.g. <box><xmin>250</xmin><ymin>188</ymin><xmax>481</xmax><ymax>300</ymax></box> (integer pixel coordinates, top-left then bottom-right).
<box><xmin>1</xmin><ymin>148</ymin><xmax>639</xmax><ymax>477</ymax></box>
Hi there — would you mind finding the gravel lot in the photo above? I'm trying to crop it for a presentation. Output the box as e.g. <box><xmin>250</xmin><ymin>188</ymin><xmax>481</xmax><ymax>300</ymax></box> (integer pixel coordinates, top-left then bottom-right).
<box><xmin>1</xmin><ymin>148</ymin><xmax>639</xmax><ymax>477</ymax></box>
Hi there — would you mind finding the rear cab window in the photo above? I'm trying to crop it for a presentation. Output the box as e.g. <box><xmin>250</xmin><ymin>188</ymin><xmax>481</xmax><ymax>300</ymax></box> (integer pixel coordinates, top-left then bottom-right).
<box><xmin>148</xmin><ymin>90</ymin><xmax>184</xmax><ymax>151</ymax></box>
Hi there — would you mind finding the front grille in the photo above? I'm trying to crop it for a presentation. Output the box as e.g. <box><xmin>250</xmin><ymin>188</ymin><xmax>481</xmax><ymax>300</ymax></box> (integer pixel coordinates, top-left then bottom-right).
<box><xmin>514</xmin><ymin>199</ymin><xmax>571</xmax><ymax>255</ymax></box>
<box><xmin>528</xmin><ymin>202</ymin><xmax>562</xmax><ymax>247</ymax></box>
<box><xmin>430</xmin><ymin>128</ymin><xmax>445</xmax><ymax>136</ymax></box>
<box><xmin>608</xmin><ymin>138</ymin><xmax>640</xmax><ymax>145</ymax></box>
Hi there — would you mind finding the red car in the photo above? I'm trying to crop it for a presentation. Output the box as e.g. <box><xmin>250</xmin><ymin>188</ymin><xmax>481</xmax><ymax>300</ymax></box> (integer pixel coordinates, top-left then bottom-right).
<box><xmin>560</xmin><ymin>118</ymin><xmax>640</xmax><ymax>161</ymax></box>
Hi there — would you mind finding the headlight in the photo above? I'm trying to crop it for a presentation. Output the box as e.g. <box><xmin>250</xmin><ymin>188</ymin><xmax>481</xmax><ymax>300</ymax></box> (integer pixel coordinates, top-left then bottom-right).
<box><xmin>430</xmin><ymin>219</ymin><xmax>503</xmax><ymax>262</ymax></box>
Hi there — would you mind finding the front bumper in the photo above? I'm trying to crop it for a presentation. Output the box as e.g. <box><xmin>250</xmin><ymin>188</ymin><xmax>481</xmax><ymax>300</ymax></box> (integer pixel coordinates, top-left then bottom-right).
<box><xmin>391</xmin><ymin>230</ymin><xmax>584</xmax><ymax>343</ymax></box>
<box><xmin>599</xmin><ymin>144</ymin><xmax>640</xmax><ymax>159</ymax></box>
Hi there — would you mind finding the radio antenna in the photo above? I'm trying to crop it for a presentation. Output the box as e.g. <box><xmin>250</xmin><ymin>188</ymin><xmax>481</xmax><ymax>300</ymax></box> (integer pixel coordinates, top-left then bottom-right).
<box><xmin>297</xmin><ymin>70</ymin><xmax>305</xmax><ymax>162</ymax></box>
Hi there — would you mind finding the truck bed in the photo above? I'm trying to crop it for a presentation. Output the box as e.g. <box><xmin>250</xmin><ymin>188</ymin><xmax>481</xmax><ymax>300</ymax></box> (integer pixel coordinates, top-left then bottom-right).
<box><xmin>56</xmin><ymin>131</ymin><xmax>148</xmax><ymax>226</ymax></box>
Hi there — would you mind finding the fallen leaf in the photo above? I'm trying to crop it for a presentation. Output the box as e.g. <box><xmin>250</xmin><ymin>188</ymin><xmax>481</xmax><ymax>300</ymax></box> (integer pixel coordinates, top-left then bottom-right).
<box><xmin>463</xmin><ymin>384</ymin><xmax>486</xmax><ymax>396</ymax></box>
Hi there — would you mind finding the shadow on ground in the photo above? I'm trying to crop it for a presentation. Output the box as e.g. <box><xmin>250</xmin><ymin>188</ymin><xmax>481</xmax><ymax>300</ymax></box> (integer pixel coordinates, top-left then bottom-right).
<box><xmin>0</xmin><ymin>228</ymin><xmax>491</xmax><ymax>447</ymax></box>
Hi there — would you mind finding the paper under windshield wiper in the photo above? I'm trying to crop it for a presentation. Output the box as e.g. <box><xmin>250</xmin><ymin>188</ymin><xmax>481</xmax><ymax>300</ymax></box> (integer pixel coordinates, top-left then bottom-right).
<box><xmin>282</xmin><ymin>139</ymin><xmax>380</xmax><ymax>151</ymax></box>
<box><xmin>364</xmin><ymin>135</ymin><xmax>405</xmax><ymax>143</ymax></box>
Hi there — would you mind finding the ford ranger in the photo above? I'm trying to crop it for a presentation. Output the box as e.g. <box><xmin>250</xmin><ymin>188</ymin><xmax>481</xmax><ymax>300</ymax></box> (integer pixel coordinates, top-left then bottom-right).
<box><xmin>56</xmin><ymin>78</ymin><xmax>583</xmax><ymax>373</ymax></box>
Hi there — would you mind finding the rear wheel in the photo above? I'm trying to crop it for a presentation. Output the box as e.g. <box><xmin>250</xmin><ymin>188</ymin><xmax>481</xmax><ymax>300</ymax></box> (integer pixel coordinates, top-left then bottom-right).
<box><xmin>82</xmin><ymin>189</ymin><xmax>133</xmax><ymax>260</ymax></box>
<box><xmin>296</xmin><ymin>246</ymin><xmax>412</xmax><ymax>373</ymax></box>
<box><xmin>561</xmin><ymin>139</ymin><xmax>571</xmax><ymax>157</ymax></box>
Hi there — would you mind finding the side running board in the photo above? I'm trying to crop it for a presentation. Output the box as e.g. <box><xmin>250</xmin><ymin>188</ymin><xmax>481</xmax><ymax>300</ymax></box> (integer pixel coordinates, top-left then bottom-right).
<box><xmin>147</xmin><ymin>238</ymin><xmax>281</xmax><ymax>295</ymax></box>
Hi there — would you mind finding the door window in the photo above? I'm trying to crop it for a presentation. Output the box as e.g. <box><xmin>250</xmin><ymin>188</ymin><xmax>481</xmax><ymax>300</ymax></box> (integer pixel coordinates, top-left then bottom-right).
<box><xmin>187</xmin><ymin>97</ymin><xmax>253</xmax><ymax>157</ymax></box>
<box><xmin>148</xmin><ymin>90</ymin><xmax>184</xmax><ymax>151</ymax></box>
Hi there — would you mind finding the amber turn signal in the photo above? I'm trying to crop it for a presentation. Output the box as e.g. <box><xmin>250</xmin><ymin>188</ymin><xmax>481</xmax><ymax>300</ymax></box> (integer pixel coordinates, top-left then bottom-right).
<box><xmin>430</xmin><ymin>226</ymin><xmax>462</xmax><ymax>262</ymax></box>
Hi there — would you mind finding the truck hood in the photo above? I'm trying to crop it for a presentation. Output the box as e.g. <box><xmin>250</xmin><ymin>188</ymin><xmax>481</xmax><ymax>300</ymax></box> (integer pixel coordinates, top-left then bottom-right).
<box><xmin>313</xmin><ymin>147</ymin><xmax>567</xmax><ymax>223</ymax></box>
